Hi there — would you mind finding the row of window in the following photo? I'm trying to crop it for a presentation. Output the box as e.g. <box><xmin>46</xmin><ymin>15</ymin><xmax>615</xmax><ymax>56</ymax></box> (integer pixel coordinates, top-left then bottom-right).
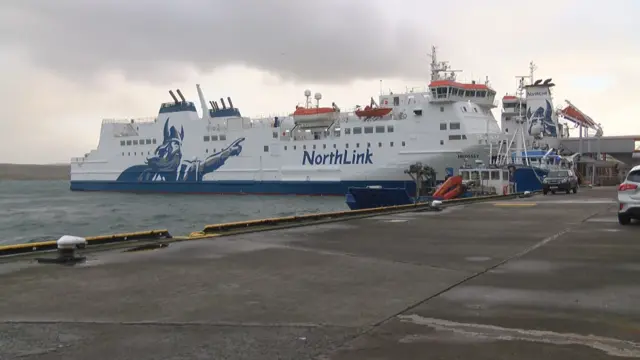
<box><xmin>121</xmin><ymin>138</ymin><xmax>157</xmax><ymax>146</ymax></box>
<box><xmin>344</xmin><ymin>125</ymin><xmax>394</xmax><ymax>135</ymax></box>
<box><xmin>121</xmin><ymin>134</ymin><xmax>469</xmax><ymax>157</ymax></box>
<box><xmin>440</xmin><ymin>122</ymin><xmax>461</xmax><ymax>130</ymax></box>
<box><xmin>123</xmin><ymin>147</ymin><xmax>226</xmax><ymax>157</ymax></box>
<box><xmin>204</xmin><ymin>134</ymin><xmax>228</xmax><ymax>142</ymax></box>
<box><xmin>460</xmin><ymin>169</ymin><xmax>509</xmax><ymax>181</ymax></box>
<box><xmin>282</xmin><ymin>141</ymin><xmax>408</xmax><ymax>151</ymax></box>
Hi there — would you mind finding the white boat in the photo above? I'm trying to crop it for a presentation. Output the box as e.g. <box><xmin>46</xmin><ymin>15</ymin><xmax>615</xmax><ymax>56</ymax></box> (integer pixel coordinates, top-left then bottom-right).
<box><xmin>70</xmin><ymin>47</ymin><xmax>503</xmax><ymax>195</ymax></box>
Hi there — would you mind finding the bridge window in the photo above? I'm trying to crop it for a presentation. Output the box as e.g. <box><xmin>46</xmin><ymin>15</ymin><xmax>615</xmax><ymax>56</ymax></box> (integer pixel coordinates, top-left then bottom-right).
<box><xmin>220</xmin><ymin>134</ymin><xmax>227</xmax><ymax>141</ymax></box>
<box><xmin>146</xmin><ymin>139</ymin><xmax>151</xmax><ymax>144</ymax></box>
<box><xmin>133</xmin><ymin>140</ymin><xmax>138</xmax><ymax>145</ymax></box>
<box><xmin>482</xmin><ymin>171</ymin><xmax>490</xmax><ymax>180</ymax></box>
<box><xmin>152</xmin><ymin>139</ymin><xmax>156</xmax><ymax>144</ymax></box>
<box><xmin>503</xmin><ymin>171</ymin><xmax>509</xmax><ymax>180</ymax></box>
<box><xmin>264</xmin><ymin>145</ymin><xmax>269</xmax><ymax>152</ymax></box>
<box><xmin>450</xmin><ymin>122</ymin><xmax>461</xmax><ymax>130</ymax></box>
<box><xmin>449</xmin><ymin>135</ymin><xmax>462</xmax><ymax>140</ymax></box>
<box><xmin>387</xmin><ymin>125</ymin><xmax>394</xmax><ymax>132</ymax></box>
<box><xmin>490</xmin><ymin>170</ymin><xmax>500</xmax><ymax>180</ymax></box>
<box><xmin>120</xmin><ymin>140</ymin><xmax>125</xmax><ymax>146</ymax></box>
<box><xmin>364</xmin><ymin>126</ymin><xmax>373</xmax><ymax>134</ymax></box>
<box><xmin>452</xmin><ymin>88</ymin><xmax>459</xmax><ymax>96</ymax></box>
<box><xmin>211</xmin><ymin>135</ymin><xmax>218</xmax><ymax>141</ymax></box>
<box><xmin>465</xmin><ymin>90</ymin><xmax>474</xmax><ymax>97</ymax></box>
<box><xmin>477</xmin><ymin>91</ymin><xmax>487</xmax><ymax>97</ymax></box>
<box><xmin>344</xmin><ymin>128</ymin><xmax>351</xmax><ymax>135</ymax></box>
<box><xmin>440</xmin><ymin>123</ymin><xmax>447</xmax><ymax>130</ymax></box>
<box><xmin>204</xmin><ymin>135</ymin><xmax>210</xmax><ymax>142</ymax></box>
<box><xmin>353</xmin><ymin>127</ymin><xmax>362</xmax><ymax>134</ymax></box>
<box><xmin>375</xmin><ymin>126</ymin><xmax>385</xmax><ymax>133</ymax></box>
<box><xmin>461</xmin><ymin>171</ymin><xmax>469</xmax><ymax>180</ymax></box>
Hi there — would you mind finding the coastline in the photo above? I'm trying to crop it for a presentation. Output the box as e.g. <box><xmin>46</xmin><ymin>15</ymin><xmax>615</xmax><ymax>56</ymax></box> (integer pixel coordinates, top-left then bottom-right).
<box><xmin>0</xmin><ymin>163</ymin><xmax>70</xmax><ymax>181</ymax></box>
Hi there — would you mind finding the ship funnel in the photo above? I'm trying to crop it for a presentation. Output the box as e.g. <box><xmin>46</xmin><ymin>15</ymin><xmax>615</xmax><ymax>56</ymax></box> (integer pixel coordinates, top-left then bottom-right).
<box><xmin>196</xmin><ymin>84</ymin><xmax>209</xmax><ymax>118</ymax></box>
<box><xmin>176</xmin><ymin>89</ymin><xmax>186</xmax><ymax>102</ymax></box>
<box><xmin>220</xmin><ymin>98</ymin><xmax>226</xmax><ymax>109</ymax></box>
<box><xmin>525</xmin><ymin>79</ymin><xmax>558</xmax><ymax>139</ymax></box>
<box><xmin>169</xmin><ymin>90</ymin><xmax>179</xmax><ymax>104</ymax></box>
<box><xmin>227</xmin><ymin>97</ymin><xmax>234</xmax><ymax>109</ymax></box>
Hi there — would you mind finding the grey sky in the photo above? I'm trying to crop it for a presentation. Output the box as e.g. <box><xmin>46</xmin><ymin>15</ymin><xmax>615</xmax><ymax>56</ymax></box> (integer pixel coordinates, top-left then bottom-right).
<box><xmin>0</xmin><ymin>0</ymin><xmax>639</xmax><ymax>163</ymax></box>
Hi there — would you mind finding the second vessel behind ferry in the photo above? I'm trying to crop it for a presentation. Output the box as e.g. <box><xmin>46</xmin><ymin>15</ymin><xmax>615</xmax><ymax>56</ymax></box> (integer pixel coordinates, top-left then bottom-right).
<box><xmin>70</xmin><ymin>47</ymin><xmax>502</xmax><ymax>195</ymax></box>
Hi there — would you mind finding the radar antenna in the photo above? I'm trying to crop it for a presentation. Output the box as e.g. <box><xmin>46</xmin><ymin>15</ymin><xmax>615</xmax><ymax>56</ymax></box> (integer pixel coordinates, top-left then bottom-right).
<box><xmin>427</xmin><ymin>45</ymin><xmax>462</xmax><ymax>81</ymax></box>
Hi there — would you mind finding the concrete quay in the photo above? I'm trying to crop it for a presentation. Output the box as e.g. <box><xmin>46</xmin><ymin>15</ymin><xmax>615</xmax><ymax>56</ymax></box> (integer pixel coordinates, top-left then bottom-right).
<box><xmin>1</xmin><ymin>187</ymin><xmax>638</xmax><ymax>359</ymax></box>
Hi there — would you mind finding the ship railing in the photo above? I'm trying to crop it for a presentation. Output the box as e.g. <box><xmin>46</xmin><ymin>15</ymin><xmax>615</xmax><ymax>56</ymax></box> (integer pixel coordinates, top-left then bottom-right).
<box><xmin>102</xmin><ymin>117</ymin><xmax>157</xmax><ymax>125</ymax></box>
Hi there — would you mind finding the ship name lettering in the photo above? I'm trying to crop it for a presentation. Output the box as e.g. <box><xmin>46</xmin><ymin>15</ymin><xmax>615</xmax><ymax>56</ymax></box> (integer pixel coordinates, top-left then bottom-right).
<box><xmin>457</xmin><ymin>153</ymin><xmax>479</xmax><ymax>159</ymax></box>
<box><xmin>302</xmin><ymin>149</ymin><xmax>373</xmax><ymax>165</ymax></box>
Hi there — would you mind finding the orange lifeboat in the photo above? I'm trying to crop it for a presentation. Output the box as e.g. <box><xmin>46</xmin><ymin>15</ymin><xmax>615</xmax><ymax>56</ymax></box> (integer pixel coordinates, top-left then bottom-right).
<box><xmin>355</xmin><ymin>106</ymin><xmax>392</xmax><ymax>119</ymax></box>
<box><xmin>355</xmin><ymin>97</ymin><xmax>392</xmax><ymax>120</ymax></box>
<box><xmin>292</xmin><ymin>105</ymin><xmax>338</xmax><ymax>123</ymax></box>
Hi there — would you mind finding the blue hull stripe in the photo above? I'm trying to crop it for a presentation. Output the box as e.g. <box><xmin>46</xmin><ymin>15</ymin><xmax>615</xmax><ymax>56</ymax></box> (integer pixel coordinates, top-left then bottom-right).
<box><xmin>70</xmin><ymin>180</ymin><xmax>418</xmax><ymax>196</ymax></box>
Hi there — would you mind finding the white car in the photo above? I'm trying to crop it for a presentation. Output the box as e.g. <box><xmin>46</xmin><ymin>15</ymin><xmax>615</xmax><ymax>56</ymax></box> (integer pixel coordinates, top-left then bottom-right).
<box><xmin>617</xmin><ymin>164</ymin><xmax>640</xmax><ymax>225</ymax></box>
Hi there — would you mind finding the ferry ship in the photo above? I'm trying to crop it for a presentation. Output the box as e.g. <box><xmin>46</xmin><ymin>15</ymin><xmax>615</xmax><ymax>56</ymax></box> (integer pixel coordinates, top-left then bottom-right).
<box><xmin>70</xmin><ymin>47</ymin><xmax>504</xmax><ymax>195</ymax></box>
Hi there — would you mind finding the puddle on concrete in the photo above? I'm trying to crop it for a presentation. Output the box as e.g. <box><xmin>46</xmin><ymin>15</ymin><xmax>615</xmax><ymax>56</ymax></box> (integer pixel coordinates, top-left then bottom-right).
<box><xmin>441</xmin><ymin>285</ymin><xmax>640</xmax><ymax>315</ymax></box>
<box><xmin>539</xmin><ymin>199</ymin><xmax>616</xmax><ymax>205</ymax></box>
<box><xmin>587</xmin><ymin>217</ymin><xmax>619</xmax><ymax>223</ymax></box>
<box><xmin>398</xmin><ymin>314</ymin><xmax>640</xmax><ymax>357</ymax></box>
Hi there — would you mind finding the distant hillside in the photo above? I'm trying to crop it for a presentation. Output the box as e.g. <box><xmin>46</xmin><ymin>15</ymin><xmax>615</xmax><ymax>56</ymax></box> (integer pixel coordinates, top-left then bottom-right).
<box><xmin>0</xmin><ymin>163</ymin><xmax>70</xmax><ymax>180</ymax></box>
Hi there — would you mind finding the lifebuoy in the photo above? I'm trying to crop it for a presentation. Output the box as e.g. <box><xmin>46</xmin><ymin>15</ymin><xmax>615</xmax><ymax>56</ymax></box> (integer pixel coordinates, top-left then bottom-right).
<box><xmin>503</xmin><ymin>185</ymin><xmax>508</xmax><ymax>195</ymax></box>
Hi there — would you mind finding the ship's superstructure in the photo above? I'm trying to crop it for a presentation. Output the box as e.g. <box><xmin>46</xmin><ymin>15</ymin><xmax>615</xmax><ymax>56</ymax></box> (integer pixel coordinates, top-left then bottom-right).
<box><xmin>70</xmin><ymin>47</ymin><xmax>502</xmax><ymax>195</ymax></box>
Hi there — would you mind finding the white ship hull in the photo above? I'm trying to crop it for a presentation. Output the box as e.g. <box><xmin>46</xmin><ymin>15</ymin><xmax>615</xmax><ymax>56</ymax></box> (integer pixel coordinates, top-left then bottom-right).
<box><xmin>71</xmin><ymin>113</ymin><xmax>493</xmax><ymax>195</ymax></box>
<box><xmin>71</xmin><ymin>50</ymin><xmax>504</xmax><ymax>196</ymax></box>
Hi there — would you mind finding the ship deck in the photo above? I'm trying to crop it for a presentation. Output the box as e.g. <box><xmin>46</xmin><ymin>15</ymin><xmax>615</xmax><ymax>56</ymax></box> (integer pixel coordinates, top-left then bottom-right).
<box><xmin>1</xmin><ymin>188</ymin><xmax>639</xmax><ymax>359</ymax></box>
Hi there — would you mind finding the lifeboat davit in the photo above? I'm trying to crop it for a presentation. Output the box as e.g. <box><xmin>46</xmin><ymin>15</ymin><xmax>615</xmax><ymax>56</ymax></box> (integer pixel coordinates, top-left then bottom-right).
<box><xmin>355</xmin><ymin>106</ymin><xmax>392</xmax><ymax>119</ymax></box>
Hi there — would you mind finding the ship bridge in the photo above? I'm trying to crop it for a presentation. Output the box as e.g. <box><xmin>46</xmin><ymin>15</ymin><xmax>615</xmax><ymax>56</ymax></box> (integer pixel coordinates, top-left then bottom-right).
<box><xmin>428</xmin><ymin>80</ymin><xmax>497</xmax><ymax>108</ymax></box>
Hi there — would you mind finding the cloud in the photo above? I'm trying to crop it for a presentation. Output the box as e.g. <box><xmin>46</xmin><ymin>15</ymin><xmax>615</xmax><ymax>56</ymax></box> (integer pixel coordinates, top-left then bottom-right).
<box><xmin>1</xmin><ymin>0</ymin><xmax>640</xmax><ymax>164</ymax></box>
<box><xmin>0</xmin><ymin>0</ymin><xmax>431</xmax><ymax>85</ymax></box>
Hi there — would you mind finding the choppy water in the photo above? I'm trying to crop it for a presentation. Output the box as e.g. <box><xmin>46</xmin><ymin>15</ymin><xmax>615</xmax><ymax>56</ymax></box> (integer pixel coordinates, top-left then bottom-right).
<box><xmin>0</xmin><ymin>181</ymin><xmax>347</xmax><ymax>245</ymax></box>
